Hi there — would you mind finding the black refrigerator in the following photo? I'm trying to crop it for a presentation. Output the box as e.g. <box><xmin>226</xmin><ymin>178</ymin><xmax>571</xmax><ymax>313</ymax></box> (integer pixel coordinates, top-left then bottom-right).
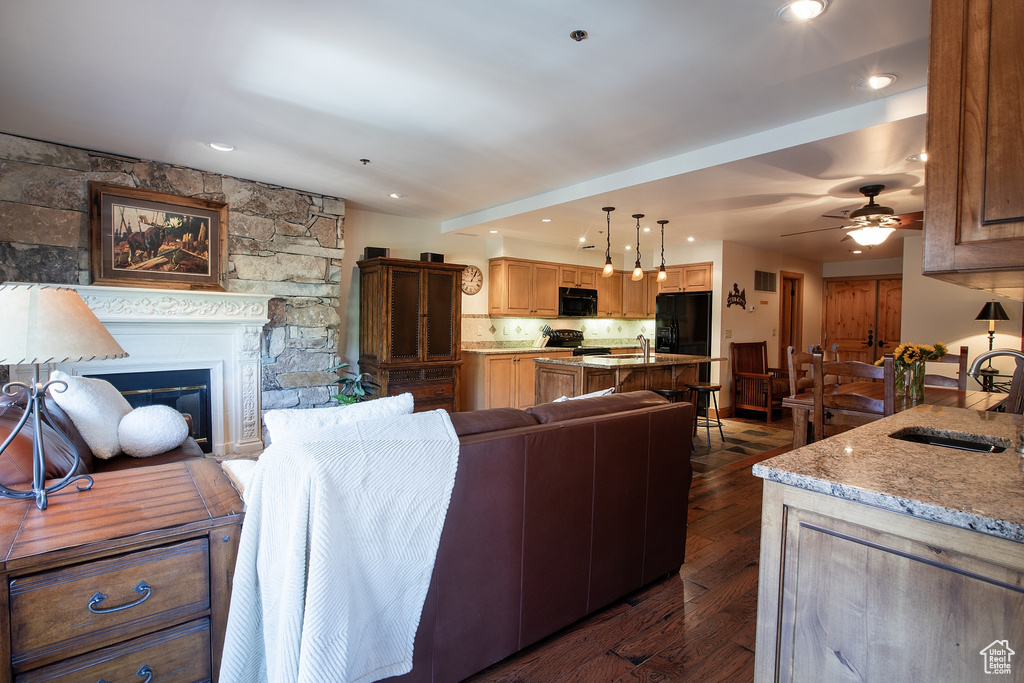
<box><xmin>655</xmin><ymin>291</ymin><xmax>712</xmax><ymax>381</ymax></box>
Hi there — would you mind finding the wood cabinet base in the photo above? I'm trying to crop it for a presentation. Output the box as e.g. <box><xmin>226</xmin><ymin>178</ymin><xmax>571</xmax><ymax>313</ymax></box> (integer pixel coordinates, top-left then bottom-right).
<box><xmin>755</xmin><ymin>481</ymin><xmax>1024</xmax><ymax>682</ymax></box>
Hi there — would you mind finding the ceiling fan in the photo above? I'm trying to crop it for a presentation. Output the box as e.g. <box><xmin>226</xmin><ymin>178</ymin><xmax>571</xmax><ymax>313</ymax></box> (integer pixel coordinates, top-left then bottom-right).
<box><xmin>781</xmin><ymin>184</ymin><xmax>923</xmax><ymax>246</ymax></box>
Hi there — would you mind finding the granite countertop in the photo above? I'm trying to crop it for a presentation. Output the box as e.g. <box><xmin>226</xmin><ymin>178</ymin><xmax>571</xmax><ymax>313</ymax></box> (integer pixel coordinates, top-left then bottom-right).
<box><xmin>753</xmin><ymin>405</ymin><xmax>1024</xmax><ymax>542</ymax></box>
<box><xmin>533</xmin><ymin>353</ymin><xmax>721</xmax><ymax>367</ymax></box>
<box><xmin>461</xmin><ymin>342</ymin><xmax>641</xmax><ymax>355</ymax></box>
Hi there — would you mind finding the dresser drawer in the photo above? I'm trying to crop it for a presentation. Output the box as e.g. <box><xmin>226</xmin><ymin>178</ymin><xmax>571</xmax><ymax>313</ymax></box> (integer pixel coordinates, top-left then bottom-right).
<box><xmin>10</xmin><ymin>538</ymin><xmax>210</xmax><ymax>670</ymax></box>
<box><xmin>15</xmin><ymin>618</ymin><xmax>211</xmax><ymax>683</ymax></box>
<box><xmin>392</xmin><ymin>380</ymin><xmax>456</xmax><ymax>402</ymax></box>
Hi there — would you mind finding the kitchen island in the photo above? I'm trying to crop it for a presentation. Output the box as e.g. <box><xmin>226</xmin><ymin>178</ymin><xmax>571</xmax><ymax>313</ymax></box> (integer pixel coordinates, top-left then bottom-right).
<box><xmin>752</xmin><ymin>405</ymin><xmax>1024</xmax><ymax>682</ymax></box>
<box><xmin>533</xmin><ymin>353</ymin><xmax>718</xmax><ymax>405</ymax></box>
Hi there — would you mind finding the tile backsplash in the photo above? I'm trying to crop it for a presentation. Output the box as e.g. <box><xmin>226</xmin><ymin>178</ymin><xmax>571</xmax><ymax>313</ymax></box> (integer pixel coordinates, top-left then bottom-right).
<box><xmin>462</xmin><ymin>314</ymin><xmax>655</xmax><ymax>348</ymax></box>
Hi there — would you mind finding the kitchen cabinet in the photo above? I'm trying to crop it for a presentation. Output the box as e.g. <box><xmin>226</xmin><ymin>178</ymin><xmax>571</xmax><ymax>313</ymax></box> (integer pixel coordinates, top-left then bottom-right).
<box><xmin>621</xmin><ymin>274</ymin><xmax>648</xmax><ymax>318</ymax></box>
<box><xmin>755</xmin><ymin>480</ymin><xmax>1024</xmax><ymax>682</ymax></box>
<box><xmin>558</xmin><ymin>265</ymin><xmax>598</xmax><ymax>289</ymax></box>
<box><xmin>462</xmin><ymin>350</ymin><xmax>572</xmax><ymax>410</ymax></box>
<box><xmin>358</xmin><ymin>257</ymin><xmax>464</xmax><ymax>412</ymax></box>
<box><xmin>923</xmin><ymin>0</ymin><xmax>1024</xmax><ymax>298</ymax></box>
<box><xmin>0</xmin><ymin>460</ymin><xmax>241</xmax><ymax>682</ymax></box>
<box><xmin>597</xmin><ymin>271</ymin><xmax>623</xmax><ymax>317</ymax></box>
<box><xmin>658</xmin><ymin>262</ymin><xmax>713</xmax><ymax>293</ymax></box>
<box><xmin>488</xmin><ymin>258</ymin><xmax>560</xmax><ymax>317</ymax></box>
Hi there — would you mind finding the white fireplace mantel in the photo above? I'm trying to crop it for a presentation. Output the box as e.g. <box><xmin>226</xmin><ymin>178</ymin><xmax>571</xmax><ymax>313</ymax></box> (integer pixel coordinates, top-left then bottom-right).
<box><xmin>13</xmin><ymin>285</ymin><xmax>272</xmax><ymax>456</ymax></box>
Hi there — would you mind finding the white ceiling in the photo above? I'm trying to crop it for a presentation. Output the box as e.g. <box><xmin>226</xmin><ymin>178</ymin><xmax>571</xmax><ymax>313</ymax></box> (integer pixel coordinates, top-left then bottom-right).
<box><xmin>0</xmin><ymin>0</ymin><xmax>931</xmax><ymax>264</ymax></box>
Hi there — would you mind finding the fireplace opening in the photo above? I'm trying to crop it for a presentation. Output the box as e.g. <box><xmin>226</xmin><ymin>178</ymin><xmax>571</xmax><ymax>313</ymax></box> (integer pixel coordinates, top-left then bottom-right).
<box><xmin>86</xmin><ymin>369</ymin><xmax>213</xmax><ymax>454</ymax></box>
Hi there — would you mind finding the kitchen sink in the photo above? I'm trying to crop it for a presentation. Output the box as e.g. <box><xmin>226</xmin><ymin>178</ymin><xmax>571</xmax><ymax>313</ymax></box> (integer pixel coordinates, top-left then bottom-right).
<box><xmin>889</xmin><ymin>427</ymin><xmax>1010</xmax><ymax>453</ymax></box>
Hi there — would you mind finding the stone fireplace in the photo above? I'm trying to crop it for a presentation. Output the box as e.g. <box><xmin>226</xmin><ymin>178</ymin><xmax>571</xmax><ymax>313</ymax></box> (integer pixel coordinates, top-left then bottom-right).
<box><xmin>12</xmin><ymin>285</ymin><xmax>272</xmax><ymax>456</ymax></box>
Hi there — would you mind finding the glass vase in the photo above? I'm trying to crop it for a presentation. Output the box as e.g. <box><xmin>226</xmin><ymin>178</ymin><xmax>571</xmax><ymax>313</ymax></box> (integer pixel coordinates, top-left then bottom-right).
<box><xmin>897</xmin><ymin>360</ymin><xmax>926</xmax><ymax>403</ymax></box>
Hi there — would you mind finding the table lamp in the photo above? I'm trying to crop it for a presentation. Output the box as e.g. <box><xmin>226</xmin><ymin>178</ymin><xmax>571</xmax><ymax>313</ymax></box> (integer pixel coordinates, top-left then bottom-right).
<box><xmin>976</xmin><ymin>301</ymin><xmax>1010</xmax><ymax>351</ymax></box>
<box><xmin>0</xmin><ymin>283</ymin><xmax>128</xmax><ymax>510</ymax></box>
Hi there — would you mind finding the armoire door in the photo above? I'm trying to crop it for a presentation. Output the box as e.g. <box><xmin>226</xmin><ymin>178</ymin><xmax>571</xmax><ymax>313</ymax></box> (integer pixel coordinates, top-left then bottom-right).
<box><xmin>824</xmin><ymin>278</ymin><xmax>902</xmax><ymax>364</ymax></box>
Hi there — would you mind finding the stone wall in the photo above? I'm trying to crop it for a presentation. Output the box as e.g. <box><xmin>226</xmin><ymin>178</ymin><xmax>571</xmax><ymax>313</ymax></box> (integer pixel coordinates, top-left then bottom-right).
<box><xmin>0</xmin><ymin>132</ymin><xmax>344</xmax><ymax>411</ymax></box>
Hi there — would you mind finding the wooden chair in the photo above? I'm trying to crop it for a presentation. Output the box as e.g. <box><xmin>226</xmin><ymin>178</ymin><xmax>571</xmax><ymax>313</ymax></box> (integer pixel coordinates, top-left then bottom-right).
<box><xmin>812</xmin><ymin>351</ymin><xmax>895</xmax><ymax>441</ymax></box>
<box><xmin>731</xmin><ymin>341</ymin><xmax>789</xmax><ymax>423</ymax></box>
<box><xmin>994</xmin><ymin>357</ymin><xmax>1024</xmax><ymax>415</ymax></box>
<box><xmin>786</xmin><ymin>344</ymin><xmax>822</xmax><ymax>397</ymax></box>
<box><xmin>924</xmin><ymin>345</ymin><xmax>969</xmax><ymax>390</ymax></box>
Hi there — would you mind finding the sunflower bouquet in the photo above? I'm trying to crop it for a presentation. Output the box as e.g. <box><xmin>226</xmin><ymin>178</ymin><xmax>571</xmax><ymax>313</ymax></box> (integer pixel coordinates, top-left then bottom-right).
<box><xmin>876</xmin><ymin>341</ymin><xmax>947</xmax><ymax>401</ymax></box>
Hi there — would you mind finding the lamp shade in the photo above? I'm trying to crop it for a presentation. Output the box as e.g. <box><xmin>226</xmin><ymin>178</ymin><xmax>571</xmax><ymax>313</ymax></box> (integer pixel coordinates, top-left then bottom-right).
<box><xmin>0</xmin><ymin>284</ymin><xmax>127</xmax><ymax>365</ymax></box>
<box><xmin>975</xmin><ymin>301</ymin><xmax>1010</xmax><ymax>322</ymax></box>
<box><xmin>848</xmin><ymin>226</ymin><xmax>895</xmax><ymax>246</ymax></box>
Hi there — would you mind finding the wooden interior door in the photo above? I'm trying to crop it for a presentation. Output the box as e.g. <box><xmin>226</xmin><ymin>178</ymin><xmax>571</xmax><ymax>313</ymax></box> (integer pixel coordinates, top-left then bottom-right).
<box><xmin>824</xmin><ymin>278</ymin><xmax>902</xmax><ymax>365</ymax></box>
<box><xmin>779</xmin><ymin>272</ymin><xmax>804</xmax><ymax>366</ymax></box>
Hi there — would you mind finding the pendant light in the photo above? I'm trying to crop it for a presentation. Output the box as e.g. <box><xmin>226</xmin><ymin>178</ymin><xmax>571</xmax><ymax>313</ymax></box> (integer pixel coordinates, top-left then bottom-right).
<box><xmin>602</xmin><ymin>207</ymin><xmax>615</xmax><ymax>277</ymax></box>
<box><xmin>631</xmin><ymin>214</ymin><xmax>644</xmax><ymax>281</ymax></box>
<box><xmin>657</xmin><ymin>220</ymin><xmax>668</xmax><ymax>282</ymax></box>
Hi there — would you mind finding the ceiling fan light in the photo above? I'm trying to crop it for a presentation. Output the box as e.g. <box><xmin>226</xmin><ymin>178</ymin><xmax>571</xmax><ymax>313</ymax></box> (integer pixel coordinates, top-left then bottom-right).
<box><xmin>848</xmin><ymin>226</ymin><xmax>895</xmax><ymax>246</ymax></box>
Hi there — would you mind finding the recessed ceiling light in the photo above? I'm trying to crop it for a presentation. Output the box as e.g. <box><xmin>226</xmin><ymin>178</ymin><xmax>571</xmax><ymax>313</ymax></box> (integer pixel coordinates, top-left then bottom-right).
<box><xmin>687</xmin><ymin>237</ymin><xmax>695</xmax><ymax>242</ymax></box>
<box><xmin>489</xmin><ymin>230</ymin><xmax>498</xmax><ymax>234</ymax></box>
<box><xmin>578</xmin><ymin>237</ymin><xmax>586</xmax><ymax>242</ymax></box>
<box><xmin>207</xmin><ymin>142</ymin><xmax>235</xmax><ymax>152</ymax></box>
<box><xmin>906</xmin><ymin>152</ymin><xmax>928</xmax><ymax>162</ymax></box>
<box><xmin>774</xmin><ymin>0</ymin><xmax>827</xmax><ymax>23</ymax></box>
<box><xmin>625</xmin><ymin>245</ymin><xmax>632</xmax><ymax>251</ymax></box>
<box><xmin>643</xmin><ymin>227</ymin><xmax>651</xmax><ymax>232</ymax></box>
<box><xmin>855</xmin><ymin>73</ymin><xmax>897</xmax><ymax>91</ymax></box>
<box><xmin>388</xmin><ymin>192</ymin><xmax>406</xmax><ymax>199</ymax></box>
<box><xmin>541</xmin><ymin>218</ymin><xmax>552</xmax><ymax>223</ymax></box>
<box><xmin>852</xmin><ymin>249</ymin><xmax>863</xmax><ymax>254</ymax></box>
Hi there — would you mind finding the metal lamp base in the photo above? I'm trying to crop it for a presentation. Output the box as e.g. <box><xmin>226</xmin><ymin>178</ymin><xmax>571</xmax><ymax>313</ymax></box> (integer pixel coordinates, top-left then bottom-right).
<box><xmin>0</xmin><ymin>366</ymin><xmax>93</xmax><ymax>510</ymax></box>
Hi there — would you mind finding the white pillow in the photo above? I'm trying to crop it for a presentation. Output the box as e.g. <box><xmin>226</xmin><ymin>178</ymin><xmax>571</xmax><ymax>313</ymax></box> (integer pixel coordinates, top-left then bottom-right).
<box><xmin>118</xmin><ymin>404</ymin><xmax>189</xmax><ymax>458</ymax></box>
<box><xmin>263</xmin><ymin>392</ymin><xmax>415</xmax><ymax>444</ymax></box>
<box><xmin>552</xmin><ymin>387</ymin><xmax>616</xmax><ymax>403</ymax></box>
<box><xmin>49</xmin><ymin>370</ymin><xmax>133</xmax><ymax>460</ymax></box>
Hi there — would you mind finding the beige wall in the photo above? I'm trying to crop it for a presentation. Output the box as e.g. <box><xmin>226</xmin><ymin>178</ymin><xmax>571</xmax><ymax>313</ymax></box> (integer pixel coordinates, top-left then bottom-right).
<box><xmin>719</xmin><ymin>241</ymin><xmax>823</xmax><ymax>411</ymax></box>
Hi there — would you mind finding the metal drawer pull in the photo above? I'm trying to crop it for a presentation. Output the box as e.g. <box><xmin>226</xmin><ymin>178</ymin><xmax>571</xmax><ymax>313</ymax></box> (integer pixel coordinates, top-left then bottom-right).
<box><xmin>136</xmin><ymin>665</ymin><xmax>153</xmax><ymax>682</ymax></box>
<box><xmin>87</xmin><ymin>581</ymin><xmax>152</xmax><ymax>614</ymax></box>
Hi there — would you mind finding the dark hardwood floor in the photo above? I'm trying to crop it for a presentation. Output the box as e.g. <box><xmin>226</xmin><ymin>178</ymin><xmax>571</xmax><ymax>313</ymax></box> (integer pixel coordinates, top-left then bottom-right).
<box><xmin>464</xmin><ymin>414</ymin><xmax>792</xmax><ymax>683</ymax></box>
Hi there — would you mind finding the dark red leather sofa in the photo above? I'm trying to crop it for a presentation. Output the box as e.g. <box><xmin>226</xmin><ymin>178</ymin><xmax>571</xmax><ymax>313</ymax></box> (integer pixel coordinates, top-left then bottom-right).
<box><xmin>391</xmin><ymin>390</ymin><xmax>695</xmax><ymax>682</ymax></box>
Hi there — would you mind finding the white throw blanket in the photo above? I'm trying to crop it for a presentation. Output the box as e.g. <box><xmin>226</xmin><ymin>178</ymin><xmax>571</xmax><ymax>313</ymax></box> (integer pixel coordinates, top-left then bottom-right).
<box><xmin>219</xmin><ymin>410</ymin><xmax>460</xmax><ymax>683</ymax></box>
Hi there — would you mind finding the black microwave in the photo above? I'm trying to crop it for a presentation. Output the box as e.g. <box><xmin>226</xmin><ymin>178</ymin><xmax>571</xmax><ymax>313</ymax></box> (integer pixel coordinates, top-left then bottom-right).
<box><xmin>558</xmin><ymin>287</ymin><xmax>598</xmax><ymax>317</ymax></box>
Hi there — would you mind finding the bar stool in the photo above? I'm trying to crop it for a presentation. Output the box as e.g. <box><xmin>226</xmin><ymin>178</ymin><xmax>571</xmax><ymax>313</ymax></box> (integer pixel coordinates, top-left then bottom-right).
<box><xmin>653</xmin><ymin>387</ymin><xmax>689</xmax><ymax>404</ymax></box>
<box><xmin>686</xmin><ymin>382</ymin><xmax>724</xmax><ymax>451</ymax></box>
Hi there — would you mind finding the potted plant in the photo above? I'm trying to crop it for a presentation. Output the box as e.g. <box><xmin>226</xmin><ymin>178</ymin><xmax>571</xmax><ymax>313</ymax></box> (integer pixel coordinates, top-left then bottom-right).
<box><xmin>328</xmin><ymin>362</ymin><xmax>379</xmax><ymax>405</ymax></box>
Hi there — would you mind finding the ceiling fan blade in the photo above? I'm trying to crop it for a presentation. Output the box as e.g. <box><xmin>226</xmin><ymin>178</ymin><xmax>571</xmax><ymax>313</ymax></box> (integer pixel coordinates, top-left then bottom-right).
<box><xmin>781</xmin><ymin>224</ymin><xmax>850</xmax><ymax>237</ymax></box>
<box><xmin>892</xmin><ymin>210</ymin><xmax>924</xmax><ymax>230</ymax></box>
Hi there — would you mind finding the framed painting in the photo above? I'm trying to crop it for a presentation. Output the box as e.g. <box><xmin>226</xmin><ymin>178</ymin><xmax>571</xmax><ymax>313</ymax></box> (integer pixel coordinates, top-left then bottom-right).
<box><xmin>88</xmin><ymin>181</ymin><xmax>228</xmax><ymax>291</ymax></box>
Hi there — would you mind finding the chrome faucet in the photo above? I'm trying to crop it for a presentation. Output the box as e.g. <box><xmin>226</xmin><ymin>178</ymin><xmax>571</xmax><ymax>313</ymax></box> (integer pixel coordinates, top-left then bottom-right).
<box><xmin>967</xmin><ymin>349</ymin><xmax>1024</xmax><ymax>378</ymax></box>
<box><xmin>637</xmin><ymin>334</ymin><xmax>651</xmax><ymax>363</ymax></box>
<box><xmin>967</xmin><ymin>349</ymin><xmax>1024</xmax><ymax>454</ymax></box>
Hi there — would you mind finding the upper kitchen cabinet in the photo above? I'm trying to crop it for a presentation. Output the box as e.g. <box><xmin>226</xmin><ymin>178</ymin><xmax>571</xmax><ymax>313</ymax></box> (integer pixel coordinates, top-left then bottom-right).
<box><xmin>924</xmin><ymin>0</ymin><xmax>1024</xmax><ymax>298</ymax></box>
<box><xmin>597</xmin><ymin>271</ymin><xmax>623</xmax><ymax>317</ymax></box>
<box><xmin>658</xmin><ymin>263</ymin><xmax>713</xmax><ymax>293</ymax></box>
<box><xmin>488</xmin><ymin>258</ymin><xmax>559</xmax><ymax>317</ymax></box>
<box><xmin>558</xmin><ymin>265</ymin><xmax>599</xmax><ymax>289</ymax></box>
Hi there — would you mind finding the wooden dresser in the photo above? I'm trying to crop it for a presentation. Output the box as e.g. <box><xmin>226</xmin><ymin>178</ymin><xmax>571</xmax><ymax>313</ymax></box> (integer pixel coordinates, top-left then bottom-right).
<box><xmin>0</xmin><ymin>459</ymin><xmax>243</xmax><ymax>682</ymax></box>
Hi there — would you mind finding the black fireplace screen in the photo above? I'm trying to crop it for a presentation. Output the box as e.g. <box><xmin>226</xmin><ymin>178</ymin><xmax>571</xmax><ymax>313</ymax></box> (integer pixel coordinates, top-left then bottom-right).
<box><xmin>86</xmin><ymin>369</ymin><xmax>212</xmax><ymax>454</ymax></box>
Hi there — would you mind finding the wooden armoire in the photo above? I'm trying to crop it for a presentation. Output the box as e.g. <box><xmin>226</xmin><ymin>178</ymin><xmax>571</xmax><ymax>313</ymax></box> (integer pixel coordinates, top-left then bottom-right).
<box><xmin>358</xmin><ymin>257</ymin><xmax>464</xmax><ymax>412</ymax></box>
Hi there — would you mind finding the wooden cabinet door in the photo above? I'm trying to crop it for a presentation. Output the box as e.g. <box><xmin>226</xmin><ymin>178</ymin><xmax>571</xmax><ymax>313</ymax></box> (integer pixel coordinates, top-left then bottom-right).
<box><xmin>597</xmin><ymin>272</ymin><xmax>622</xmax><ymax>317</ymax></box>
<box><xmin>658</xmin><ymin>268</ymin><xmax>684</xmax><ymax>293</ymax></box>
<box><xmin>824</xmin><ymin>280</ymin><xmax>878</xmax><ymax>365</ymax></box>
<box><xmin>576</xmin><ymin>267</ymin><xmax>598</xmax><ymax>289</ymax></box>
<box><xmin>924</xmin><ymin>0</ymin><xmax>1024</xmax><ymax>288</ymax></box>
<box><xmin>424</xmin><ymin>269</ymin><xmax>458</xmax><ymax>361</ymax></box>
<box><xmin>505</xmin><ymin>261</ymin><xmax>535</xmax><ymax>316</ymax></box>
<box><xmin>621</xmin><ymin>275</ymin><xmax>647</xmax><ymax>318</ymax></box>
<box><xmin>485</xmin><ymin>355</ymin><xmax>516</xmax><ymax>409</ymax></box>
<box><xmin>532</xmin><ymin>263</ymin><xmax>560</xmax><ymax>317</ymax></box>
<box><xmin>558</xmin><ymin>266</ymin><xmax>597</xmax><ymax>288</ymax></box>
<box><xmin>646</xmin><ymin>273</ymin><xmax>659</xmax><ymax>316</ymax></box>
<box><xmin>389</xmin><ymin>268</ymin><xmax>424</xmax><ymax>362</ymax></box>
<box><xmin>558</xmin><ymin>266</ymin><xmax>579</xmax><ymax>288</ymax></box>
<box><xmin>682</xmin><ymin>263</ymin><xmax>711</xmax><ymax>291</ymax></box>
<box><xmin>515</xmin><ymin>353</ymin><xmax>543</xmax><ymax>410</ymax></box>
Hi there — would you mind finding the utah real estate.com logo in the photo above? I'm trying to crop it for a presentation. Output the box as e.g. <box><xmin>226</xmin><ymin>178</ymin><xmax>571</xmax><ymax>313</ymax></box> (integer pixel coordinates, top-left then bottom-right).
<box><xmin>980</xmin><ymin>640</ymin><xmax>1014</xmax><ymax>675</ymax></box>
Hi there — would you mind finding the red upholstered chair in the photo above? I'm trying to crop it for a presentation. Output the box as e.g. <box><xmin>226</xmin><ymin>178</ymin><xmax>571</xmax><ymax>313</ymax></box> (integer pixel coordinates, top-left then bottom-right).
<box><xmin>730</xmin><ymin>341</ymin><xmax>789</xmax><ymax>423</ymax></box>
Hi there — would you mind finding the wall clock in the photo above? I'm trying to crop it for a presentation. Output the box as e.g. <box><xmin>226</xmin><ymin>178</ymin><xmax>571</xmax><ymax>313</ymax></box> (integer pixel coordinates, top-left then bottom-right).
<box><xmin>461</xmin><ymin>265</ymin><xmax>483</xmax><ymax>295</ymax></box>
